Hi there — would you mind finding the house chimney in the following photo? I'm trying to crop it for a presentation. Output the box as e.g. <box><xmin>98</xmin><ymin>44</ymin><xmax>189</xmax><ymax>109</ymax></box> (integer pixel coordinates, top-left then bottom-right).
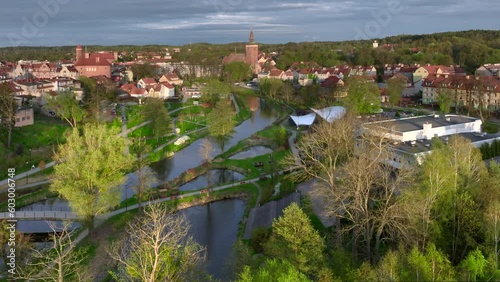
<box><xmin>466</xmin><ymin>75</ymin><xmax>470</xmax><ymax>79</ymax></box>
<box><xmin>85</xmin><ymin>52</ymin><xmax>90</xmax><ymax>59</ymax></box>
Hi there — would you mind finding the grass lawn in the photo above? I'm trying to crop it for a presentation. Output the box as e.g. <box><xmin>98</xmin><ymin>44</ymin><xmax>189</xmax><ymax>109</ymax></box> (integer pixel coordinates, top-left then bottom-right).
<box><xmin>170</xmin><ymin>105</ymin><xmax>205</xmax><ymax>118</ymax></box>
<box><xmin>255</xmin><ymin>125</ymin><xmax>284</xmax><ymax>139</ymax></box>
<box><xmin>1</xmin><ymin>115</ymin><xmax>70</xmax><ymax>179</ymax></box>
<box><xmin>0</xmin><ymin>185</ymin><xmax>55</xmax><ymax>211</ymax></box>
<box><xmin>125</xmin><ymin>104</ymin><xmax>145</xmax><ymax>129</ymax></box>
<box><xmin>216</xmin><ymin>149</ymin><xmax>289</xmax><ymax>179</ymax></box>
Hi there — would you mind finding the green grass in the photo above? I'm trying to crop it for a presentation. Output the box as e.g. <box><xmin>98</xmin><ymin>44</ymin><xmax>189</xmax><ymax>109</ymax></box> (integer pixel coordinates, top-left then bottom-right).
<box><xmin>483</xmin><ymin>121</ymin><xmax>500</xmax><ymax>134</ymax></box>
<box><xmin>255</xmin><ymin>125</ymin><xmax>282</xmax><ymax>139</ymax></box>
<box><xmin>217</xmin><ymin>150</ymin><xmax>289</xmax><ymax>179</ymax></box>
<box><xmin>0</xmin><ymin>185</ymin><xmax>55</xmax><ymax>211</ymax></box>
<box><xmin>125</xmin><ymin>104</ymin><xmax>146</xmax><ymax>129</ymax></box>
<box><xmin>9</xmin><ymin>115</ymin><xmax>70</xmax><ymax>148</ymax></box>
<box><xmin>1</xmin><ymin>115</ymin><xmax>70</xmax><ymax>179</ymax></box>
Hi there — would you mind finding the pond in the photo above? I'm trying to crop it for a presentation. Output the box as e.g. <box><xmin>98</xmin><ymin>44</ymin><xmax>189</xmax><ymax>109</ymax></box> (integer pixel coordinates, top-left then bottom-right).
<box><xmin>229</xmin><ymin>146</ymin><xmax>273</xmax><ymax>160</ymax></box>
<box><xmin>178</xmin><ymin>169</ymin><xmax>245</xmax><ymax>191</ymax></box>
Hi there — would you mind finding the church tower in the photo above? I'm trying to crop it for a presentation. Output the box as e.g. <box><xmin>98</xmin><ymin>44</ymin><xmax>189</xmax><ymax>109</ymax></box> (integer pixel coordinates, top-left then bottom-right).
<box><xmin>76</xmin><ymin>45</ymin><xmax>83</xmax><ymax>61</ymax></box>
<box><xmin>245</xmin><ymin>30</ymin><xmax>259</xmax><ymax>73</ymax></box>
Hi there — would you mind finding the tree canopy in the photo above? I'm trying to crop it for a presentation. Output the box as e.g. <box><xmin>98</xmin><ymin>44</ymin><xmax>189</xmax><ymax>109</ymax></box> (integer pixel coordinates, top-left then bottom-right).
<box><xmin>50</xmin><ymin>124</ymin><xmax>135</xmax><ymax>231</ymax></box>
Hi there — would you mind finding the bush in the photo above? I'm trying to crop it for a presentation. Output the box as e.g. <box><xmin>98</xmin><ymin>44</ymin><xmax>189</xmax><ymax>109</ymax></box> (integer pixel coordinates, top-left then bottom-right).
<box><xmin>483</xmin><ymin>122</ymin><xmax>500</xmax><ymax>134</ymax></box>
<box><xmin>249</xmin><ymin>228</ymin><xmax>272</xmax><ymax>253</ymax></box>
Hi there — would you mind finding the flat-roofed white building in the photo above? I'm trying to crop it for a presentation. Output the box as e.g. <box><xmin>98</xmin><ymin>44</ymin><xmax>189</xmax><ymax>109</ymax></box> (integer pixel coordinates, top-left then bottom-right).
<box><xmin>363</xmin><ymin>114</ymin><xmax>500</xmax><ymax>168</ymax></box>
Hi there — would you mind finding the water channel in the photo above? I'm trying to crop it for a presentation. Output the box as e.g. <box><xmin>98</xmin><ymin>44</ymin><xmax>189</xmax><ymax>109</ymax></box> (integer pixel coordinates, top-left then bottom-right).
<box><xmin>18</xmin><ymin>96</ymin><xmax>281</xmax><ymax>280</ymax></box>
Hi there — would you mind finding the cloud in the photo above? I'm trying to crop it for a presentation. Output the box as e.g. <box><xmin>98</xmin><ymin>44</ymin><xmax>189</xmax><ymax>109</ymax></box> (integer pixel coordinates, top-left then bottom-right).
<box><xmin>0</xmin><ymin>0</ymin><xmax>498</xmax><ymax>46</ymax></box>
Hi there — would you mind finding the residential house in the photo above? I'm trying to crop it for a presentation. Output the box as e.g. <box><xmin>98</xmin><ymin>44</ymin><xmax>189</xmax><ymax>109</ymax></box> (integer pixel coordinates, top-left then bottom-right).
<box><xmin>349</xmin><ymin>66</ymin><xmax>377</xmax><ymax>77</ymax></box>
<box><xmin>137</xmin><ymin>77</ymin><xmax>157</xmax><ymax>89</ymax></box>
<box><xmin>422</xmin><ymin>74</ymin><xmax>500</xmax><ymax>110</ymax></box>
<box><xmin>413</xmin><ymin>65</ymin><xmax>465</xmax><ymax>83</ymax></box>
<box><xmin>14</xmin><ymin>106</ymin><xmax>34</xmax><ymax>127</ymax></box>
<box><xmin>159</xmin><ymin>73</ymin><xmax>183</xmax><ymax>85</ymax></box>
<box><xmin>268</xmin><ymin>69</ymin><xmax>284</xmax><ymax>80</ymax></box>
<box><xmin>475</xmin><ymin>64</ymin><xmax>500</xmax><ymax>77</ymax></box>
<box><xmin>159</xmin><ymin>82</ymin><xmax>175</xmax><ymax>98</ymax></box>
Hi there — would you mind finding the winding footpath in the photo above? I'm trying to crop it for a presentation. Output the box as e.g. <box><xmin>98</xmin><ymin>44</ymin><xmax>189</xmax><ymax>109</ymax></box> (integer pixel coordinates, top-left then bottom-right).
<box><xmin>0</xmin><ymin>172</ymin><xmax>284</xmax><ymax>221</ymax></box>
<box><xmin>0</xmin><ymin>104</ymin><xmax>195</xmax><ymax>191</ymax></box>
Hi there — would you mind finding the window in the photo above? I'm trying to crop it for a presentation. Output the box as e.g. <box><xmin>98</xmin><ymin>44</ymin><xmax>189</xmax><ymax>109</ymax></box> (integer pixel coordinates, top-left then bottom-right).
<box><xmin>21</xmin><ymin>117</ymin><xmax>25</xmax><ymax>121</ymax></box>
<box><xmin>26</xmin><ymin>116</ymin><xmax>30</xmax><ymax>120</ymax></box>
<box><xmin>16</xmin><ymin>118</ymin><xmax>20</xmax><ymax>122</ymax></box>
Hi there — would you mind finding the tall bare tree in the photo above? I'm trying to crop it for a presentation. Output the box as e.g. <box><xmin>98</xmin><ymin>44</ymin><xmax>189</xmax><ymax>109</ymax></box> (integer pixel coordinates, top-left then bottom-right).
<box><xmin>107</xmin><ymin>204</ymin><xmax>206</xmax><ymax>282</ymax></box>
<box><xmin>284</xmin><ymin>115</ymin><xmax>415</xmax><ymax>261</ymax></box>
<box><xmin>15</xmin><ymin>221</ymin><xmax>88</xmax><ymax>282</ymax></box>
<box><xmin>0</xmin><ymin>82</ymin><xmax>16</xmax><ymax>148</ymax></box>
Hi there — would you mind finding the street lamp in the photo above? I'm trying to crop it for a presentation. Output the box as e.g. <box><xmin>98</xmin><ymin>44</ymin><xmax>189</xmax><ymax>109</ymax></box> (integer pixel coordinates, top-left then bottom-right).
<box><xmin>26</xmin><ymin>148</ymin><xmax>32</xmax><ymax>184</ymax></box>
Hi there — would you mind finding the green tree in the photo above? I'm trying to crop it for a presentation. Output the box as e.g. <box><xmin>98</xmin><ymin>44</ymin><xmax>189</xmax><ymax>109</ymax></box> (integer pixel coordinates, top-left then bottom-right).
<box><xmin>223</xmin><ymin>62</ymin><xmax>251</xmax><ymax>82</ymax></box>
<box><xmin>107</xmin><ymin>204</ymin><xmax>206</xmax><ymax>282</ymax></box>
<box><xmin>44</xmin><ymin>91</ymin><xmax>86</xmax><ymax>128</ymax></box>
<box><xmin>264</xmin><ymin>203</ymin><xmax>325</xmax><ymax>276</ymax></box>
<box><xmin>200</xmin><ymin>79</ymin><xmax>230</xmax><ymax>106</ymax></box>
<box><xmin>272</xmin><ymin>126</ymin><xmax>288</xmax><ymax>148</ymax></box>
<box><xmin>143</xmin><ymin>98</ymin><xmax>172</xmax><ymax>141</ymax></box>
<box><xmin>437</xmin><ymin>87</ymin><xmax>453</xmax><ymax>114</ymax></box>
<box><xmin>131</xmin><ymin>63</ymin><xmax>156</xmax><ymax>80</ymax></box>
<box><xmin>51</xmin><ymin>124</ymin><xmax>134</xmax><ymax>233</ymax></box>
<box><xmin>459</xmin><ymin>249</ymin><xmax>488</xmax><ymax>281</ymax></box>
<box><xmin>386</xmin><ymin>75</ymin><xmax>407</xmax><ymax>106</ymax></box>
<box><xmin>344</xmin><ymin>77</ymin><xmax>381</xmax><ymax>114</ymax></box>
<box><xmin>206</xmin><ymin>99</ymin><xmax>236</xmax><ymax>152</ymax></box>
<box><xmin>237</xmin><ymin>259</ymin><xmax>312</xmax><ymax>282</ymax></box>
<box><xmin>0</xmin><ymin>82</ymin><xmax>16</xmax><ymax>148</ymax></box>
<box><xmin>403</xmin><ymin>244</ymin><xmax>455</xmax><ymax>282</ymax></box>
<box><xmin>259</xmin><ymin>78</ymin><xmax>283</xmax><ymax>99</ymax></box>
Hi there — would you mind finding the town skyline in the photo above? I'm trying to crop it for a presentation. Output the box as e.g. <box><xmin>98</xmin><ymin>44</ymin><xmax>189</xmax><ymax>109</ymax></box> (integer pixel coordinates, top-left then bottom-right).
<box><xmin>2</xmin><ymin>0</ymin><xmax>499</xmax><ymax>47</ymax></box>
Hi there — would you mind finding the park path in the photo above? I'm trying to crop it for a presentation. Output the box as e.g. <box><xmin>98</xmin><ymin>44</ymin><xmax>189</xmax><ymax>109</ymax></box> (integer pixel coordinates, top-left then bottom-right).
<box><xmin>0</xmin><ymin>172</ymin><xmax>286</xmax><ymax>221</ymax></box>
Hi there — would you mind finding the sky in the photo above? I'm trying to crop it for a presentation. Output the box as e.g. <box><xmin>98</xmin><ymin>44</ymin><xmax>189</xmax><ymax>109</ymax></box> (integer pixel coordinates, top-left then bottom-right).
<box><xmin>1</xmin><ymin>0</ymin><xmax>499</xmax><ymax>47</ymax></box>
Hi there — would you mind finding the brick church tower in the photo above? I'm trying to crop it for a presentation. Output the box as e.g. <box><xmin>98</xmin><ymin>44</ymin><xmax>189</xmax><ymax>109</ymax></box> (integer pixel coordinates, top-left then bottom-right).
<box><xmin>76</xmin><ymin>45</ymin><xmax>83</xmax><ymax>61</ymax></box>
<box><xmin>245</xmin><ymin>31</ymin><xmax>259</xmax><ymax>73</ymax></box>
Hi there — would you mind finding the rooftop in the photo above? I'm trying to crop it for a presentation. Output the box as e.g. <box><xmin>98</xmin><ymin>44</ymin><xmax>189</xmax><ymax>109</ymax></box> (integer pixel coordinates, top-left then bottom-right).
<box><xmin>394</xmin><ymin>132</ymin><xmax>500</xmax><ymax>155</ymax></box>
<box><xmin>368</xmin><ymin>115</ymin><xmax>479</xmax><ymax>133</ymax></box>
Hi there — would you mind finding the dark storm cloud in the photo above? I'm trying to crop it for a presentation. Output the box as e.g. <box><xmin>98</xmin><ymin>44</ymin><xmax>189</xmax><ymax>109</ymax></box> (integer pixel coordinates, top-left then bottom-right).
<box><xmin>0</xmin><ymin>0</ymin><xmax>498</xmax><ymax>47</ymax></box>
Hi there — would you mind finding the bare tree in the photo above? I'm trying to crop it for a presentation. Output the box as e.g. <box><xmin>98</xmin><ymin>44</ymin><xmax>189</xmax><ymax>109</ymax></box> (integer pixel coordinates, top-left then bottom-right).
<box><xmin>199</xmin><ymin>138</ymin><xmax>214</xmax><ymax>189</ymax></box>
<box><xmin>15</xmin><ymin>221</ymin><xmax>89</xmax><ymax>282</ymax></box>
<box><xmin>131</xmin><ymin>138</ymin><xmax>157</xmax><ymax>212</ymax></box>
<box><xmin>107</xmin><ymin>204</ymin><xmax>206</xmax><ymax>282</ymax></box>
<box><xmin>282</xmin><ymin>115</ymin><xmax>359</xmax><ymax>247</ymax></box>
<box><xmin>283</xmin><ymin>115</ymin><xmax>415</xmax><ymax>261</ymax></box>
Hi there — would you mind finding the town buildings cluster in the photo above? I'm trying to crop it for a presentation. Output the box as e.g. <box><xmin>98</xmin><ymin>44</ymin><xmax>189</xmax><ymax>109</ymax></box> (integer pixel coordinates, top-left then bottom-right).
<box><xmin>1</xmin><ymin>31</ymin><xmax>500</xmax><ymax>128</ymax></box>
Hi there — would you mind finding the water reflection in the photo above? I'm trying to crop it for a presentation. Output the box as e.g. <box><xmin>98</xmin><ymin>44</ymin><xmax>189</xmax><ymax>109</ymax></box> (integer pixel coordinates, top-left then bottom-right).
<box><xmin>180</xmin><ymin>199</ymin><xmax>245</xmax><ymax>281</ymax></box>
